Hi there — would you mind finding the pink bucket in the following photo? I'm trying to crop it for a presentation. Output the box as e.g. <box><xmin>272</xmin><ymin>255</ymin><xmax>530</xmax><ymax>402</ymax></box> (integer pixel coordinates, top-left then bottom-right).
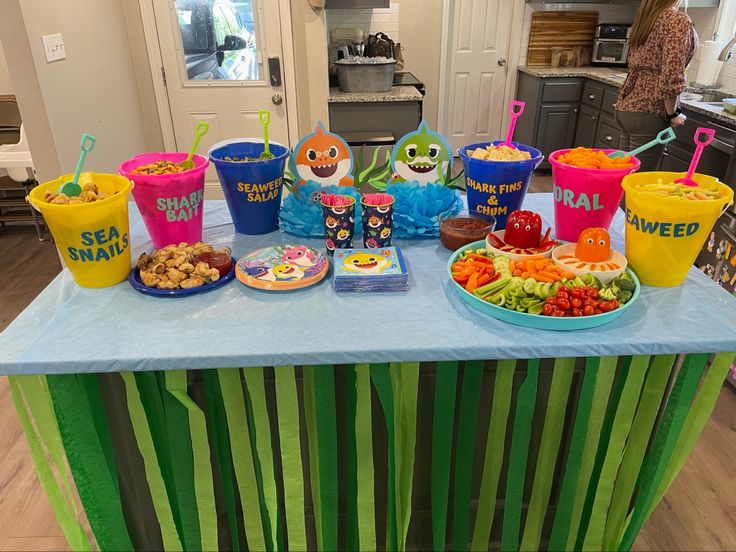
<box><xmin>549</xmin><ymin>149</ymin><xmax>640</xmax><ymax>242</ymax></box>
<box><xmin>120</xmin><ymin>153</ymin><xmax>208</xmax><ymax>248</ymax></box>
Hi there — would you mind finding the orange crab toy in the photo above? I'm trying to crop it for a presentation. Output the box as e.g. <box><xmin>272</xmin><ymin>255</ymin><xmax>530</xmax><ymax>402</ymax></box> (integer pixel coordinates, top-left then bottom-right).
<box><xmin>575</xmin><ymin>227</ymin><xmax>611</xmax><ymax>262</ymax></box>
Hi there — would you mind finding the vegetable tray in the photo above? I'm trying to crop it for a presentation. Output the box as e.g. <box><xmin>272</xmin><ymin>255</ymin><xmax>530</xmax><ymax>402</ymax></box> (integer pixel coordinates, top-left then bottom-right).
<box><xmin>447</xmin><ymin>241</ymin><xmax>640</xmax><ymax>331</ymax></box>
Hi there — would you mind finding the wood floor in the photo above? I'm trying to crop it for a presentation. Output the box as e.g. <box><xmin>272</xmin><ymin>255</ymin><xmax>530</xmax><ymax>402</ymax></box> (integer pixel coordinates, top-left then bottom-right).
<box><xmin>1</xmin><ymin>201</ymin><xmax>735</xmax><ymax>551</ymax></box>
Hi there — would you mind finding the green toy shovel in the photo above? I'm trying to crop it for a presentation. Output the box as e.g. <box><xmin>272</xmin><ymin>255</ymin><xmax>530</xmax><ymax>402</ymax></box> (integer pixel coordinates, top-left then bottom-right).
<box><xmin>259</xmin><ymin>109</ymin><xmax>273</xmax><ymax>159</ymax></box>
<box><xmin>608</xmin><ymin>127</ymin><xmax>676</xmax><ymax>159</ymax></box>
<box><xmin>179</xmin><ymin>122</ymin><xmax>209</xmax><ymax>170</ymax></box>
<box><xmin>59</xmin><ymin>133</ymin><xmax>96</xmax><ymax>197</ymax></box>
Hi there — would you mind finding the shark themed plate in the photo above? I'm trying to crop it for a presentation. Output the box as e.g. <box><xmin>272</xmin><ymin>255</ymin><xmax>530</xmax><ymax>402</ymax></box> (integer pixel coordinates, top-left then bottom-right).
<box><xmin>235</xmin><ymin>244</ymin><xmax>329</xmax><ymax>291</ymax></box>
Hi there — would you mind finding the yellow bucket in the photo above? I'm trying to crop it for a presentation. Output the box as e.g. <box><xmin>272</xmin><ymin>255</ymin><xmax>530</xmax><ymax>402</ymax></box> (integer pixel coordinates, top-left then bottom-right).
<box><xmin>622</xmin><ymin>171</ymin><xmax>734</xmax><ymax>287</ymax></box>
<box><xmin>29</xmin><ymin>172</ymin><xmax>133</xmax><ymax>288</ymax></box>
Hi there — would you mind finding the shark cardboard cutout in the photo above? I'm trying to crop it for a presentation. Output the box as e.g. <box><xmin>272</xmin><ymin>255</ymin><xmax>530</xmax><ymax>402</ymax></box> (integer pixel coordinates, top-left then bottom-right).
<box><xmin>390</xmin><ymin>121</ymin><xmax>452</xmax><ymax>185</ymax></box>
<box><xmin>290</xmin><ymin>122</ymin><xmax>354</xmax><ymax>188</ymax></box>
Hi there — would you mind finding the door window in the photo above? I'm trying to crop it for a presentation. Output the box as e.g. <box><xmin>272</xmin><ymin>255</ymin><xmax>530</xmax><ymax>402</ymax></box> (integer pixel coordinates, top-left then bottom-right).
<box><xmin>175</xmin><ymin>0</ymin><xmax>259</xmax><ymax>81</ymax></box>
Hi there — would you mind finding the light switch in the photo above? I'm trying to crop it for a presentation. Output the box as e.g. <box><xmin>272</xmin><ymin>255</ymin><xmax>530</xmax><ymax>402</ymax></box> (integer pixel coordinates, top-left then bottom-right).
<box><xmin>42</xmin><ymin>34</ymin><xmax>66</xmax><ymax>62</ymax></box>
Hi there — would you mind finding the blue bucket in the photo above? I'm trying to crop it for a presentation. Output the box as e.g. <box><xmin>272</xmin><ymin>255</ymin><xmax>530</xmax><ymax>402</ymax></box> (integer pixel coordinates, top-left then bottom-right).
<box><xmin>209</xmin><ymin>139</ymin><xmax>290</xmax><ymax>235</ymax></box>
<box><xmin>458</xmin><ymin>141</ymin><xmax>543</xmax><ymax>228</ymax></box>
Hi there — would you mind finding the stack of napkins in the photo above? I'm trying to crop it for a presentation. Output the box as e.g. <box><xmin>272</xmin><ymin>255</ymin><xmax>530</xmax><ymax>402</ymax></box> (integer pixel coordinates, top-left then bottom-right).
<box><xmin>333</xmin><ymin>247</ymin><xmax>408</xmax><ymax>292</ymax></box>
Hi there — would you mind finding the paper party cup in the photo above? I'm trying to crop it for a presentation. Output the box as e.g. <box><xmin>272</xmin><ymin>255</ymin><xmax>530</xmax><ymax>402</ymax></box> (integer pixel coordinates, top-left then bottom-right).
<box><xmin>361</xmin><ymin>193</ymin><xmax>394</xmax><ymax>248</ymax></box>
<box><xmin>458</xmin><ymin>140</ymin><xmax>543</xmax><ymax>228</ymax></box>
<box><xmin>549</xmin><ymin>148</ymin><xmax>640</xmax><ymax>243</ymax></box>
<box><xmin>209</xmin><ymin>139</ymin><xmax>289</xmax><ymax>235</ymax></box>
<box><xmin>322</xmin><ymin>194</ymin><xmax>356</xmax><ymax>255</ymax></box>
<box><xmin>28</xmin><ymin>172</ymin><xmax>132</xmax><ymax>288</ymax></box>
<box><xmin>622</xmin><ymin>171</ymin><xmax>733</xmax><ymax>287</ymax></box>
<box><xmin>119</xmin><ymin>152</ymin><xmax>208</xmax><ymax>248</ymax></box>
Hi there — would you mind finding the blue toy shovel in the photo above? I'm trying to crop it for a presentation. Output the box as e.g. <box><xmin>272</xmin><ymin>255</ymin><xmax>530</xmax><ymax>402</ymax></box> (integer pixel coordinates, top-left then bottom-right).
<box><xmin>59</xmin><ymin>133</ymin><xmax>96</xmax><ymax>196</ymax></box>
<box><xmin>608</xmin><ymin>127</ymin><xmax>676</xmax><ymax>159</ymax></box>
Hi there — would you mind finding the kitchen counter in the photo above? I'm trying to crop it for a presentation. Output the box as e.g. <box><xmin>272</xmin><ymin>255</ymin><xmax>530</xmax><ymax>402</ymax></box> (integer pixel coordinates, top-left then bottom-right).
<box><xmin>328</xmin><ymin>86</ymin><xmax>423</xmax><ymax>103</ymax></box>
<box><xmin>518</xmin><ymin>66</ymin><xmax>628</xmax><ymax>88</ymax></box>
<box><xmin>518</xmin><ymin>65</ymin><xmax>736</xmax><ymax>126</ymax></box>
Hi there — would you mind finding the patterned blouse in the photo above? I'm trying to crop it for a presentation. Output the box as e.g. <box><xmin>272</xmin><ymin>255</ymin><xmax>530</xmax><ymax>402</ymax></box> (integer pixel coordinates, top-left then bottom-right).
<box><xmin>616</xmin><ymin>9</ymin><xmax>698</xmax><ymax>119</ymax></box>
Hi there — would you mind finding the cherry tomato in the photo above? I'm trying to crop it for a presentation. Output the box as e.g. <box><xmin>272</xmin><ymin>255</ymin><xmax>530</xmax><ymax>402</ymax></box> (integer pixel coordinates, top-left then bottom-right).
<box><xmin>595</xmin><ymin>308</ymin><xmax>603</xmax><ymax>314</ymax></box>
<box><xmin>570</xmin><ymin>288</ymin><xmax>585</xmax><ymax>299</ymax></box>
<box><xmin>551</xmin><ymin>310</ymin><xmax>565</xmax><ymax>317</ymax></box>
<box><xmin>571</xmin><ymin>297</ymin><xmax>583</xmax><ymax>308</ymax></box>
<box><xmin>599</xmin><ymin>301</ymin><xmax>616</xmax><ymax>312</ymax></box>
<box><xmin>557</xmin><ymin>290</ymin><xmax>569</xmax><ymax>300</ymax></box>
<box><xmin>572</xmin><ymin>308</ymin><xmax>583</xmax><ymax>317</ymax></box>
<box><xmin>587</xmin><ymin>289</ymin><xmax>599</xmax><ymax>298</ymax></box>
<box><xmin>583</xmin><ymin>305</ymin><xmax>595</xmax><ymax>316</ymax></box>
<box><xmin>557</xmin><ymin>298</ymin><xmax>571</xmax><ymax>310</ymax></box>
<box><xmin>542</xmin><ymin>304</ymin><xmax>554</xmax><ymax>316</ymax></box>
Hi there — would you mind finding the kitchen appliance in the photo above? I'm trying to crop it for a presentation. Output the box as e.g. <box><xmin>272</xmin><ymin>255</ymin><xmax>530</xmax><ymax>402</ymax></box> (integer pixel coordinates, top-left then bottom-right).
<box><xmin>591</xmin><ymin>23</ymin><xmax>631</xmax><ymax>66</ymax></box>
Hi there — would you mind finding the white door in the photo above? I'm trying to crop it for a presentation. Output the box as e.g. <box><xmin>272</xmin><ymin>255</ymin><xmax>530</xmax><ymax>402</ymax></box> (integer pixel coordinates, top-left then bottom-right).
<box><xmin>442</xmin><ymin>0</ymin><xmax>513</xmax><ymax>152</ymax></box>
<box><xmin>153</xmin><ymin>0</ymin><xmax>290</xmax><ymax>180</ymax></box>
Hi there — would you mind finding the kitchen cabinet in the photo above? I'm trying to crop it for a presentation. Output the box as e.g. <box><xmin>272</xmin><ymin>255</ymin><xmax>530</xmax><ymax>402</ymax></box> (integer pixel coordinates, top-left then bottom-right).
<box><xmin>538</xmin><ymin>104</ymin><xmax>579</xmax><ymax>156</ymax></box>
<box><xmin>595</xmin><ymin>114</ymin><xmax>622</xmax><ymax>150</ymax></box>
<box><xmin>515</xmin><ymin>72</ymin><xmax>583</xmax><ymax>166</ymax></box>
<box><xmin>575</xmin><ymin>105</ymin><xmax>599</xmax><ymax>148</ymax></box>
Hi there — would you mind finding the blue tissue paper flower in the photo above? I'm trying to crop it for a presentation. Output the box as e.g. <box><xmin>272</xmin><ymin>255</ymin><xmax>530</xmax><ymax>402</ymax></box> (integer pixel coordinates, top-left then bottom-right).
<box><xmin>280</xmin><ymin>181</ymin><xmax>363</xmax><ymax>237</ymax></box>
<box><xmin>279</xmin><ymin>180</ymin><xmax>462</xmax><ymax>239</ymax></box>
<box><xmin>388</xmin><ymin>181</ymin><xmax>463</xmax><ymax>238</ymax></box>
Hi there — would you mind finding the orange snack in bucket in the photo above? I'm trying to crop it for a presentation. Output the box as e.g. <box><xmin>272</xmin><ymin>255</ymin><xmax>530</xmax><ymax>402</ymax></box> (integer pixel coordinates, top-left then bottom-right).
<box><xmin>557</xmin><ymin>147</ymin><xmax>634</xmax><ymax>169</ymax></box>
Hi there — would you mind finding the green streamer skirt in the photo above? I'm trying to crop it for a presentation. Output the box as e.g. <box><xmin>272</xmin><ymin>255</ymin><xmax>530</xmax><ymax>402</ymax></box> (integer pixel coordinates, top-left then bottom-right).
<box><xmin>9</xmin><ymin>353</ymin><xmax>734</xmax><ymax>551</ymax></box>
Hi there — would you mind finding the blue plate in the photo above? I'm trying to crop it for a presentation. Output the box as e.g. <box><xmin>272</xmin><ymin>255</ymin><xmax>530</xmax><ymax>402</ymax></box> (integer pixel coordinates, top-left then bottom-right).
<box><xmin>129</xmin><ymin>258</ymin><xmax>235</xmax><ymax>297</ymax></box>
<box><xmin>448</xmin><ymin>241</ymin><xmax>640</xmax><ymax>331</ymax></box>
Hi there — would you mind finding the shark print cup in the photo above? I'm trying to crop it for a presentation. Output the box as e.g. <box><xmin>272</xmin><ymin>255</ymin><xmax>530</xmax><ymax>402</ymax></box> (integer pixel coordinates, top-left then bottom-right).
<box><xmin>361</xmin><ymin>193</ymin><xmax>394</xmax><ymax>248</ymax></box>
<box><xmin>321</xmin><ymin>194</ymin><xmax>356</xmax><ymax>255</ymax></box>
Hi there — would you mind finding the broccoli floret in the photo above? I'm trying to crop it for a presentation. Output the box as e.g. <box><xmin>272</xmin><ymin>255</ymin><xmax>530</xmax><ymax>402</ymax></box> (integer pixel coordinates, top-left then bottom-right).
<box><xmin>616</xmin><ymin>290</ymin><xmax>633</xmax><ymax>304</ymax></box>
<box><xmin>613</xmin><ymin>277</ymin><xmax>636</xmax><ymax>292</ymax></box>
<box><xmin>580</xmin><ymin>273</ymin><xmax>602</xmax><ymax>288</ymax></box>
<box><xmin>599</xmin><ymin>287</ymin><xmax>617</xmax><ymax>301</ymax></box>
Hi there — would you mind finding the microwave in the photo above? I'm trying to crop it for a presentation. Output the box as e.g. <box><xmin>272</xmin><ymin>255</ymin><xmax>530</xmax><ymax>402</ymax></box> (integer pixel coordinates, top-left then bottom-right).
<box><xmin>591</xmin><ymin>24</ymin><xmax>631</xmax><ymax>66</ymax></box>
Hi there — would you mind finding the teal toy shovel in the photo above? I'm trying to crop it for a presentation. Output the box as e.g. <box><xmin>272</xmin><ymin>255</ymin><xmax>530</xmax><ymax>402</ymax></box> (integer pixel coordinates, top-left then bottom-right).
<box><xmin>259</xmin><ymin>109</ymin><xmax>273</xmax><ymax>159</ymax></box>
<box><xmin>608</xmin><ymin>127</ymin><xmax>676</xmax><ymax>159</ymax></box>
<box><xmin>179</xmin><ymin>122</ymin><xmax>209</xmax><ymax>170</ymax></box>
<box><xmin>59</xmin><ymin>133</ymin><xmax>96</xmax><ymax>196</ymax></box>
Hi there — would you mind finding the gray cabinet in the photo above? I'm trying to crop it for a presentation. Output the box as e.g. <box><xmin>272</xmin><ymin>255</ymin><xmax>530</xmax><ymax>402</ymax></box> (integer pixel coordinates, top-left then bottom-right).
<box><xmin>515</xmin><ymin>72</ymin><xmax>583</xmax><ymax>166</ymax></box>
<box><xmin>595</xmin><ymin>114</ymin><xmax>622</xmax><ymax>150</ymax></box>
<box><xmin>575</xmin><ymin>105</ymin><xmax>599</xmax><ymax>148</ymax></box>
<box><xmin>538</xmin><ymin>104</ymin><xmax>579</xmax><ymax>156</ymax></box>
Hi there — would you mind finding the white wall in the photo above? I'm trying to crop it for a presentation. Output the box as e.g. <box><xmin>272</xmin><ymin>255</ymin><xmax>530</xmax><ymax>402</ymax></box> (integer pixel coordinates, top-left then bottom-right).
<box><xmin>0</xmin><ymin>42</ymin><xmax>13</xmax><ymax>95</ymax></box>
<box><xmin>14</xmin><ymin>0</ymin><xmax>147</xmax><ymax>175</ymax></box>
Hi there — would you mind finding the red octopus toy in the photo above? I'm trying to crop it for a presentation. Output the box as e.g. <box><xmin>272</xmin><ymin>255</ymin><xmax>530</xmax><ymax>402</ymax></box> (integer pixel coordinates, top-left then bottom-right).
<box><xmin>487</xmin><ymin>210</ymin><xmax>558</xmax><ymax>254</ymax></box>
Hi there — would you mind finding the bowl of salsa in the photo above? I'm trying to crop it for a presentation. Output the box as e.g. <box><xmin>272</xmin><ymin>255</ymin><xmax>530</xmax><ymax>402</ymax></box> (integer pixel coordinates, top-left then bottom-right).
<box><xmin>194</xmin><ymin>246</ymin><xmax>233</xmax><ymax>277</ymax></box>
<box><xmin>439</xmin><ymin>210</ymin><xmax>496</xmax><ymax>251</ymax></box>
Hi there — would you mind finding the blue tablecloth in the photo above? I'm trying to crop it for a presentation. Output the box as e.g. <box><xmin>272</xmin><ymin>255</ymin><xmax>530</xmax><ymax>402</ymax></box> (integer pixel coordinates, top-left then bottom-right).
<box><xmin>1</xmin><ymin>194</ymin><xmax>735</xmax><ymax>375</ymax></box>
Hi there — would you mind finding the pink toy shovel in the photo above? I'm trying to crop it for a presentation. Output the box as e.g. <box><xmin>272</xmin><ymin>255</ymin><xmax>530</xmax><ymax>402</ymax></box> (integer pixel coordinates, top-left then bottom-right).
<box><xmin>674</xmin><ymin>127</ymin><xmax>715</xmax><ymax>187</ymax></box>
<box><xmin>503</xmin><ymin>101</ymin><xmax>525</xmax><ymax>149</ymax></box>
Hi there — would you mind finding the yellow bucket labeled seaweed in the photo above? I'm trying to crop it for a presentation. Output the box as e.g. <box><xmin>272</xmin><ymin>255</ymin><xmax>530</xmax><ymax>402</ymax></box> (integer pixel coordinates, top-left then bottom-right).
<box><xmin>29</xmin><ymin>172</ymin><xmax>133</xmax><ymax>288</ymax></box>
<box><xmin>622</xmin><ymin>171</ymin><xmax>734</xmax><ymax>287</ymax></box>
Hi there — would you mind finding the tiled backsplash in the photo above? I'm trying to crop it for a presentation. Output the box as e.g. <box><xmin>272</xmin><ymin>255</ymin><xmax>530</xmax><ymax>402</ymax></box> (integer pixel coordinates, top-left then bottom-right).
<box><xmin>326</xmin><ymin>2</ymin><xmax>400</xmax><ymax>44</ymax></box>
<box><xmin>685</xmin><ymin>7</ymin><xmax>736</xmax><ymax>92</ymax></box>
<box><xmin>519</xmin><ymin>2</ymin><xmax>637</xmax><ymax>64</ymax></box>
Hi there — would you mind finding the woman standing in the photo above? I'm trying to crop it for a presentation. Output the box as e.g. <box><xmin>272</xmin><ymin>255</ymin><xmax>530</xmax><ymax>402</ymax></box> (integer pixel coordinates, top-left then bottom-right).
<box><xmin>615</xmin><ymin>0</ymin><xmax>698</xmax><ymax>171</ymax></box>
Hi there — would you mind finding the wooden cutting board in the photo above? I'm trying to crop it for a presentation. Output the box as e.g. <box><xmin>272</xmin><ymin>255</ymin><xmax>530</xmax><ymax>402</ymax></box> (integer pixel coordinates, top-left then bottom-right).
<box><xmin>526</xmin><ymin>11</ymin><xmax>599</xmax><ymax>66</ymax></box>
